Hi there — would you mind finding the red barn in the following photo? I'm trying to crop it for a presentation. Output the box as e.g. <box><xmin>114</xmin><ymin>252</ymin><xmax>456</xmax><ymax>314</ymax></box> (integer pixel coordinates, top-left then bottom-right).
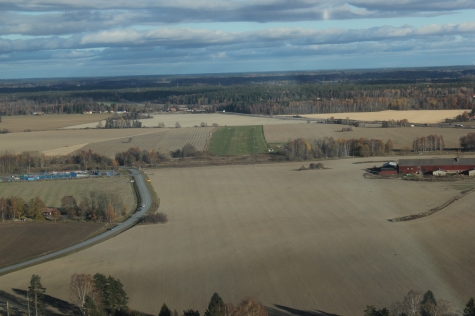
<box><xmin>398</xmin><ymin>158</ymin><xmax>475</xmax><ymax>174</ymax></box>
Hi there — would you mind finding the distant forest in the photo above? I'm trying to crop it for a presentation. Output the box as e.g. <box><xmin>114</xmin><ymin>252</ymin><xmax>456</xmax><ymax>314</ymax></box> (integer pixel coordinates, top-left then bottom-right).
<box><xmin>0</xmin><ymin>68</ymin><xmax>474</xmax><ymax>116</ymax></box>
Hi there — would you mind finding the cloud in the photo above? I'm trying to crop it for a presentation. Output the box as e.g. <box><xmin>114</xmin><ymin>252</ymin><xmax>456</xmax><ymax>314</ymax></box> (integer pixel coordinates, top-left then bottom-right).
<box><xmin>1</xmin><ymin>22</ymin><xmax>474</xmax><ymax>55</ymax></box>
<box><xmin>1</xmin><ymin>0</ymin><xmax>475</xmax><ymax>36</ymax></box>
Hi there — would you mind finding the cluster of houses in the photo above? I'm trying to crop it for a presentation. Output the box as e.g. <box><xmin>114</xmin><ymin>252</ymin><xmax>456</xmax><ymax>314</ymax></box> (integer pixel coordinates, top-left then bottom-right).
<box><xmin>167</xmin><ymin>107</ymin><xmax>205</xmax><ymax>113</ymax></box>
<box><xmin>379</xmin><ymin>158</ymin><xmax>475</xmax><ymax>176</ymax></box>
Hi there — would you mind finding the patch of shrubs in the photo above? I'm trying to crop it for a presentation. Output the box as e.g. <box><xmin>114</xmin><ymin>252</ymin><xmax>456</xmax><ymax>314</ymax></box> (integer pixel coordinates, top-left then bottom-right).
<box><xmin>140</xmin><ymin>212</ymin><xmax>168</xmax><ymax>224</ymax></box>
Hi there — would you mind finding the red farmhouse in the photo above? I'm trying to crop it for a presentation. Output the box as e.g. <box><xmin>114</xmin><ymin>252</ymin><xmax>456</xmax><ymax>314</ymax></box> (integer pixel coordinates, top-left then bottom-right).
<box><xmin>398</xmin><ymin>158</ymin><xmax>475</xmax><ymax>174</ymax></box>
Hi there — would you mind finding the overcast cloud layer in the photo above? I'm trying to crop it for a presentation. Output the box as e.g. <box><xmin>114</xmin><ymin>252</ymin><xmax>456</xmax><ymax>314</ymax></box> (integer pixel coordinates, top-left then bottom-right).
<box><xmin>1</xmin><ymin>0</ymin><xmax>474</xmax><ymax>78</ymax></box>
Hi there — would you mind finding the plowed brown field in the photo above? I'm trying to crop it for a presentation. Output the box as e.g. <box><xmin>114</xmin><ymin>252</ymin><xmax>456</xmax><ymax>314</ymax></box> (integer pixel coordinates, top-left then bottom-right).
<box><xmin>0</xmin><ymin>114</ymin><xmax>111</xmax><ymax>132</ymax></box>
<box><xmin>299</xmin><ymin>110</ymin><xmax>467</xmax><ymax>124</ymax></box>
<box><xmin>74</xmin><ymin>127</ymin><xmax>214</xmax><ymax>158</ymax></box>
<box><xmin>0</xmin><ymin>156</ymin><xmax>474</xmax><ymax>315</ymax></box>
<box><xmin>0</xmin><ymin>222</ymin><xmax>104</xmax><ymax>268</ymax></box>
<box><xmin>63</xmin><ymin>113</ymin><xmax>306</xmax><ymax>129</ymax></box>
<box><xmin>264</xmin><ymin>124</ymin><xmax>471</xmax><ymax>149</ymax></box>
<box><xmin>0</xmin><ymin>129</ymin><xmax>160</xmax><ymax>155</ymax></box>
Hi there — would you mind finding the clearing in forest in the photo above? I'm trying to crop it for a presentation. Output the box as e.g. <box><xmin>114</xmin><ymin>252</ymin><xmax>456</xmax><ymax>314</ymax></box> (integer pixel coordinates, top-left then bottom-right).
<box><xmin>208</xmin><ymin>126</ymin><xmax>268</xmax><ymax>155</ymax></box>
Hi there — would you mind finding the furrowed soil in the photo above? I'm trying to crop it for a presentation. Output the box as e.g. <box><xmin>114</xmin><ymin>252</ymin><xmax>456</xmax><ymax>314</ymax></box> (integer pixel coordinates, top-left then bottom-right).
<box><xmin>0</xmin><ymin>222</ymin><xmax>104</xmax><ymax>268</ymax></box>
<box><xmin>74</xmin><ymin>127</ymin><xmax>214</xmax><ymax>158</ymax></box>
<box><xmin>299</xmin><ymin>110</ymin><xmax>467</xmax><ymax>124</ymax></box>
<box><xmin>208</xmin><ymin>126</ymin><xmax>268</xmax><ymax>155</ymax></box>
<box><xmin>0</xmin><ymin>156</ymin><xmax>474</xmax><ymax>315</ymax></box>
<box><xmin>0</xmin><ymin>177</ymin><xmax>135</xmax><ymax>211</ymax></box>
<box><xmin>0</xmin><ymin>129</ymin><xmax>160</xmax><ymax>155</ymax></box>
<box><xmin>0</xmin><ymin>114</ymin><xmax>111</xmax><ymax>133</ymax></box>
<box><xmin>63</xmin><ymin>113</ymin><xmax>306</xmax><ymax>129</ymax></box>
<box><xmin>264</xmin><ymin>124</ymin><xmax>472</xmax><ymax>149</ymax></box>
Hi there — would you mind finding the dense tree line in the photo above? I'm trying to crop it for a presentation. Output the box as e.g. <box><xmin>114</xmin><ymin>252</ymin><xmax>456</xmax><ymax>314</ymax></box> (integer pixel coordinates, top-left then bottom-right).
<box><xmin>0</xmin><ymin>196</ymin><xmax>45</xmax><ymax>220</ymax></box>
<box><xmin>115</xmin><ymin>147</ymin><xmax>168</xmax><ymax>167</ymax></box>
<box><xmin>412</xmin><ymin>135</ymin><xmax>445</xmax><ymax>152</ymax></box>
<box><xmin>460</xmin><ymin>132</ymin><xmax>475</xmax><ymax>150</ymax></box>
<box><xmin>61</xmin><ymin>192</ymin><xmax>126</xmax><ymax>222</ymax></box>
<box><xmin>382</xmin><ymin>119</ymin><xmax>410</xmax><ymax>128</ymax></box>
<box><xmin>0</xmin><ymin>150</ymin><xmax>117</xmax><ymax>175</ymax></box>
<box><xmin>1</xmin><ymin>82</ymin><xmax>474</xmax><ymax>116</ymax></box>
<box><xmin>104</xmin><ymin>112</ymin><xmax>143</xmax><ymax>129</ymax></box>
<box><xmin>16</xmin><ymin>273</ymin><xmax>269</xmax><ymax>316</ymax></box>
<box><xmin>0</xmin><ymin>192</ymin><xmax>126</xmax><ymax>222</ymax></box>
<box><xmin>364</xmin><ymin>289</ymin><xmax>475</xmax><ymax>316</ymax></box>
<box><xmin>282</xmin><ymin>137</ymin><xmax>394</xmax><ymax>161</ymax></box>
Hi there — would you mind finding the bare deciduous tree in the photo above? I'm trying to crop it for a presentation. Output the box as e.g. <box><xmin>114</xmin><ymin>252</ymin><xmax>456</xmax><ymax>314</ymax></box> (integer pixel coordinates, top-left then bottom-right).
<box><xmin>69</xmin><ymin>274</ymin><xmax>96</xmax><ymax>315</ymax></box>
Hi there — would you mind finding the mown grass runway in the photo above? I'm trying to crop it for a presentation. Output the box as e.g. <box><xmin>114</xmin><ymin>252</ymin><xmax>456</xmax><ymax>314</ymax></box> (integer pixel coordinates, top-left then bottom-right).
<box><xmin>208</xmin><ymin>125</ymin><xmax>268</xmax><ymax>155</ymax></box>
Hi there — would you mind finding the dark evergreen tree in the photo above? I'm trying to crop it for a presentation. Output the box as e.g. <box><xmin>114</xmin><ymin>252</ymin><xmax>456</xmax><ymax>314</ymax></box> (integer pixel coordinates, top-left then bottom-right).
<box><xmin>28</xmin><ymin>274</ymin><xmax>46</xmax><ymax>316</ymax></box>
<box><xmin>420</xmin><ymin>290</ymin><xmax>437</xmax><ymax>316</ymax></box>
<box><xmin>93</xmin><ymin>273</ymin><xmax>128</xmax><ymax>315</ymax></box>
<box><xmin>364</xmin><ymin>305</ymin><xmax>389</xmax><ymax>316</ymax></box>
<box><xmin>464</xmin><ymin>297</ymin><xmax>475</xmax><ymax>316</ymax></box>
<box><xmin>183</xmin><ymin>310</ymin><xmax>200</xmax><ymax>316</ymax></box>
<box><xmin>204</xmin><ymin>293</ymin><xmax>225</xmax><ymax>316</ymax></box>
<box><xmin>159</xmin><ymin>303</ymin><xmax>172</xmax><ymax>316</ymax></box>
<box><xmin>84</xmin><ymin>295</ymin><xmax>102</xmax><ymax>316</ymax></box>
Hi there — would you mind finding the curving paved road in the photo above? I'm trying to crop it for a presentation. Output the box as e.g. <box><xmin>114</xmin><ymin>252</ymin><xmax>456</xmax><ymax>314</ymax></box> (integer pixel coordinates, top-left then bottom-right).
<box><xmin>0</xmin><ymin>168</ymin><xmax>152</xmax><ymax>275</ymax></box>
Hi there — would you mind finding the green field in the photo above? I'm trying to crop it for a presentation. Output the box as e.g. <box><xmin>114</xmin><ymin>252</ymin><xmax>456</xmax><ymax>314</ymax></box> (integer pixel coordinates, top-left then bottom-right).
<box><xmin>0</xmin><ymin>177</ymin><xmax>136</xmax><ymax>211</ymax></box>
<box><xmin>208</xmin><ymin>125</ymin><xmax>268</xmax><ymax>155</ymax></box>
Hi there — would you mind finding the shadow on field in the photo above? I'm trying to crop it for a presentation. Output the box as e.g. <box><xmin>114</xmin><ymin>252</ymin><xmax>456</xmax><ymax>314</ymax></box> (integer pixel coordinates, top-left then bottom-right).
<box><xmin>13</xmin><ymin>288</ymin><xmax>74</xmax><ymax>315</ymax></box>
<box><xmin>268</xmin><ymin>304</ymin><xmax>339</xmax><ymax>316</ymax></box>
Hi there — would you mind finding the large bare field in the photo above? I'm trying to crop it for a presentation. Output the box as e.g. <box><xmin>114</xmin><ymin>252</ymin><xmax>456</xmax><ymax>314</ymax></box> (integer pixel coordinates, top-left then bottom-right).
<box><xmin>0</xmin><ymin>222</ymin><xmax>104</xmax><ymax>268</ymax></box>
<box><xmin>74</xmin><ymin>127</ymin><xmax>214</xmax><ymax>158</ymax></box>
<box><xmin>0</xmin><ymin>129</ymin><xmax>159</xmax><ymax>155</ymax></box>
<box><xmin>0</xmin><ymin>157</ymin><xmax>474</xmax><ymax>315</ymax></box>
<box><xmin>63</xmin><ymin>113</ymin><xmax>306</xmax><ymax>129</ymax></box>
<box><xmin>264</xmin><ymin>124</ymin><xmax>471</xmax><ymax>149</ymax></box>
<box><xmin>0</xmin><ymin>177</ymin><xmax>135</xmax><ymax>211</ymax></box>
<box><xmin>0</xmin><ymin>114</ymin><xmax>111</xmax><ymax>132</ymax></box>
<box><xmin>299</xmin><ymin>110</ymin><xmax>467</xmax><ymax>124</ymax></box>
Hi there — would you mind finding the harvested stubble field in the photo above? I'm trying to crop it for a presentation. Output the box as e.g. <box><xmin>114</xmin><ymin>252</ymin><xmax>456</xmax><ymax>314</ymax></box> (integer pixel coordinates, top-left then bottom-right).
<box><xmin>0</xmin><ymin>114</ymin><xmax>111</xmax><ymax>133</ymax></box>
<box><xmin>63</xmin><ymin>113</ymin><xmax>306</xmax><ymax>129</ymax></box>
<box><xmin>299</xmin><ymin>110</ymin><xmax>467</xmax><ymax>124</ymax></box>
<box><xmin>0</xmin><ymin>129</ymin><xmax>159</xmax><ymax>155</ymax></box>
<box><xmin>0</xmin><ymin>177</ymin><xmax>135</xmax><ymax>211</ymax></box>
<box><xmin>0</xmin><ymin>222</ymin><xmax>104</xmax><ymax>268</ymax></box>
<box><xmin>1</xmin><ymin>156</ymin><xmax>474</xmax><ymax>315</ymax></box>
<box><xmin>74</xmin><ymin>127</ymin><xmax>214</xmax><ymax>158</ymax></box>
<box><xmin>264</xmin><ymin>124</ymin><xmax>472</xmax><ymax>149</ymax></box>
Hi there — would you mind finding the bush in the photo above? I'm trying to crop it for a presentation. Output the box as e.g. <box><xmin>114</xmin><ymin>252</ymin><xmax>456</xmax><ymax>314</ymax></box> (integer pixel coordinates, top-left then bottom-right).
<box><xmin>309</xmin><ymin>163</ymin><xmax>324</xmax><ymax>169</ymax></box>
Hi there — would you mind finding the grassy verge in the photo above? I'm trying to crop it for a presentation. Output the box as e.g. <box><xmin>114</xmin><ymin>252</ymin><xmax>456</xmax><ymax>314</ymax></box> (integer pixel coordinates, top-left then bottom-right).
<box><xmin>208</xmin><ymin>125</ymin><xmax>268</xmax><ymax>155</ymax></box>
<box><xmin>141</xmin><ymin>172</ymin><xmax>160</xmax><ymax>214</ymax></box>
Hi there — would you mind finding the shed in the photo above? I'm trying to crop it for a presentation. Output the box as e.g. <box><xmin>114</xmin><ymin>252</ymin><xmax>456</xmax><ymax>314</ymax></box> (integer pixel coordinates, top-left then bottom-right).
<box><xmin>432</xmin><ymin>169</ymin><xmax>447</xmax><ymax>176</ymax></box>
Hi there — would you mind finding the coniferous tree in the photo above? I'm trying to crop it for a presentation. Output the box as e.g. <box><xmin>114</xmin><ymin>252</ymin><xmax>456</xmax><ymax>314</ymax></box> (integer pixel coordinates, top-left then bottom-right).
<box><xmin>159</xmin><ymin>304</ymin><xmax>172</xmax><ymax>316</ymax></box>
<box><xmin>28</xmin><ymin>274</ymin><xmax>46</xmax><ymax>316</ymax></box>
<box><xmin>420</xmin><ymin>290</ymin><xmax>437</xmax><ymax>316</ymax></box>
<box><xmin>204</xmin><ymin>293</ymin><xmax>225</xmax><ymax>316</ymax></box>
<box><xmin>183</xmin><ymin>310</ymin><xmax>200</xmax><ymax>316</ymax></box>
<box><xmin>464</xmin><ymin>297</ymin><xmax>475</xmax><ymax>316</ymax></box>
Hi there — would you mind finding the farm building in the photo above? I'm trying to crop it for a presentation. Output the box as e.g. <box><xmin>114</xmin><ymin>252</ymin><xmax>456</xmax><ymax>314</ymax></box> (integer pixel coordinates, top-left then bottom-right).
<box><xmin>379</xmin><ymin>162</ymin><xmax>398</xmax><ymax>175</ymax></box>
<box><xmin>398</xmin><ymin>158</ymin><xmax>475</xmax><ymax>175</ymax></box>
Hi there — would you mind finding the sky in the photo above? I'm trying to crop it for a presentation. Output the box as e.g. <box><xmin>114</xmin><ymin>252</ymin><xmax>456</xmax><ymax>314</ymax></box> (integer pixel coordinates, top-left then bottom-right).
<box><xmin>0</xmin><ymin>0</ymin><xmax>475</xmax><ymax>79</ymax></box>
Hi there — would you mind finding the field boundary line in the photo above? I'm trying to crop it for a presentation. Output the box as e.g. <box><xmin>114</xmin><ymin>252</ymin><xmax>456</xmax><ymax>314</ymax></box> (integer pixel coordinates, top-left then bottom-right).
<box><xmin>388</xmin><ymin>187</ymin><xmax>475</xmax><ymax>222</ymax></box>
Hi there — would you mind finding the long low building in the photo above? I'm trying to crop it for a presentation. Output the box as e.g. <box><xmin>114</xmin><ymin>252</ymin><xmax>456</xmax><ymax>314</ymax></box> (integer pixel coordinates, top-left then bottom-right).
<box><xmin>398</xmin><ymin>157</ymin><xmax>475</xmax><ymax>174</ymax></box>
